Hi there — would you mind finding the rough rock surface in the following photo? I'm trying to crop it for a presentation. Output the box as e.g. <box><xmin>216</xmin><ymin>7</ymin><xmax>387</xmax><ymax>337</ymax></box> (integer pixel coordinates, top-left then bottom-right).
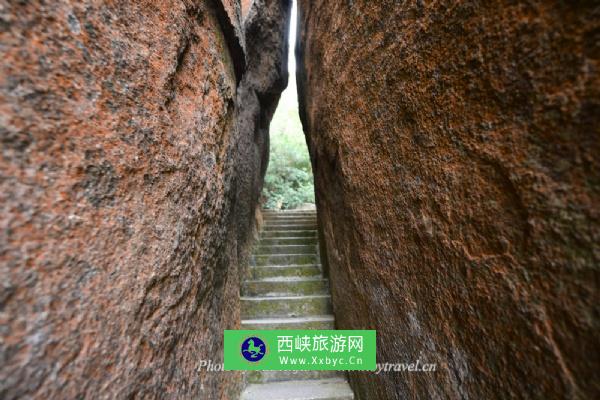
<box><xmin>0</xmin><ymin>0</ymin><xmax>289</xmax><ymax>399</ymax></box>
<box><xmin>296</xmin><ymin>1</ymin><xmax>599</xmax><ymax>399</ymax></box>
<box><xmin>236</xmin><ymin>0</ymin><xmax>292</xmax><ymax>278</ymax></box>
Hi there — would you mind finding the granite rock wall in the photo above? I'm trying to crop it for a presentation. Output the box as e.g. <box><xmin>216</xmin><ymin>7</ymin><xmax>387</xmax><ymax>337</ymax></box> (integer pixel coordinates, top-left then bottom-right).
<box><xmin>0</xmin><ymin>0</ymin><xmax>290</xmax><ymax>398</ymax></box>
<box><xmin>296</xmin><ymin>1</ymin><xmax>599</xmax><ymax>398</ymax></box>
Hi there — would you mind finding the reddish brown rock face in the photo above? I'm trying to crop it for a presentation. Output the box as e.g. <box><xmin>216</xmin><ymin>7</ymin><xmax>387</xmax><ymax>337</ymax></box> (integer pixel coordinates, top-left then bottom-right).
<box><xmin>296</xmin><ymin>1</ymin><xmax>599</xmax><ymax>399</ymax></box>
<box><xmin>0</xmin><ymin>1</ymin><xmax>289</xmax><ymax>399</ymax></box>
<box><xmin>241</xmin><ymin>0</ymin><xmax>254</xmax><ymax>19</ymax></box>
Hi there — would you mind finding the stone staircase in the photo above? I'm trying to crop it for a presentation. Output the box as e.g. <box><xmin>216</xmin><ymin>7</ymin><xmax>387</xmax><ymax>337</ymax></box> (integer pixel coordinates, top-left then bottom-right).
<box><xmin>240</xmin><ymin>210</ymin><xmax>354</xmax><ymax>400</ymax></box>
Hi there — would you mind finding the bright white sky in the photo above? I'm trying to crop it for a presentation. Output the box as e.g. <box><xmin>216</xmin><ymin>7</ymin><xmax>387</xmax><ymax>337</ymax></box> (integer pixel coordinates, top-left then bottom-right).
<box><xmin>276</xmin><ymin>0</ymin><xmax>298</xmax><ymax>111</ymax></box>
<box><xmin>268</xmin><ymin>0</ymin><xmax>302</xmax><ymax>138</ymax></box>
<box><xmin>288</xmin><ymin>0</ymin><xmax>297</xmax><ymax>73</ymax></box>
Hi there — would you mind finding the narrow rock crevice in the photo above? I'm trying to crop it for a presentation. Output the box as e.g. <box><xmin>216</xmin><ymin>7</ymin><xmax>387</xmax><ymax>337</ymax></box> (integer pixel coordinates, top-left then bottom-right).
<box><xmin>0</xmin><ymin>1</ymin><xmax>290</xmax><ymax>399</ymax></box>
<box><xmin>295</xmin><ymin>1</ymin><xmax>599</xmax><ymax>399</ymax></box>
<box><xmin>1</xmin><ymin>1</ymin><xmax>598</xmax><ymax>399</ymax></box>
<box><xmin>208</xmin><ymin>0</ymin><xmax>247</xmax><ymax>84</ymax></box>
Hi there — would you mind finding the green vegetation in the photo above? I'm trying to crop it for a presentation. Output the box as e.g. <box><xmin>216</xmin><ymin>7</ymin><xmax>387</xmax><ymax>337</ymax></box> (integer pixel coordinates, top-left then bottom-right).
<box><xmin>263</xmin><ymin>79</ymin><xmax>315</xmax><ymax>210</ymax></box>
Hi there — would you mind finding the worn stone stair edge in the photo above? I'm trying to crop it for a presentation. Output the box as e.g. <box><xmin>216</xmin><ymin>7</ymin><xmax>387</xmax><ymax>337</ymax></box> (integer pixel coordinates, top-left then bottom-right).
<box><xmin>242</xmin><ymin>211</ymin><xmax>354</xmax><ymax>399</ymax></box>
<box><xmin>240</xmin><ymin>378</ymin><xmax>354</xmax><ymax>400</ymax></box>
<box><xmin>263</xmin><ymin>219</ymin><xmax>317</xmax><ymax>222</ymax></box>
<box><xmin>260</xmin><ymin>236</ymin><xmax>319</xmax><ymax>240</ymax></box>
<box><xmin>261</xmin><ymin>230</ymin><xmax>318</xmax><ymax>235</ymax></box>
<box><xmin>252</xmin><ymin>253</ymin><xmax>320</xmax><ymax>257</ymax></box>
<box><xmin>255</xmin><ymin>244</ymin><xmax>318</xmax><ymax>249</ymax></box>
<box><xmin>241</xmin><ymin>294</ymin><xmax>331</xmax><ymax>300</ymax></box>
<box><xmin>241</xmin><ymin>315</ymin><xmax>335</xmax><ymax>324</ymax></box>
<box><xmin>249</xmin><ymin>263</ymin><xmax>322</xmax><ymax>268</ymax></box>
<box><xmin>244</xmin><ymin>277</ymin><xmax>327</xmax><ymax>282</ymax></box>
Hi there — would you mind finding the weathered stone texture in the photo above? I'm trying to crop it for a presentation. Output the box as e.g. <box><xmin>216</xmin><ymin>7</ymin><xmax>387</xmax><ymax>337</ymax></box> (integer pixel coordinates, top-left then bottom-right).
<box><xmin>241</xmin><ymin>0</ymin><xmax>254</xmax><ymax>19</ymax></box>
<box><xmin>236</xmin><ymin>0</ymin><xmax>292</xmax><ymax>260</ymax></box>
<box><xmin>296</xmin><ymin>1</ymin><xmax>599</xmax><ymax>399</ymax></box>
<box><xmin>0</xmin><ymin>0</ymin><xmax>289</xmax><ymax>399</ymax></box>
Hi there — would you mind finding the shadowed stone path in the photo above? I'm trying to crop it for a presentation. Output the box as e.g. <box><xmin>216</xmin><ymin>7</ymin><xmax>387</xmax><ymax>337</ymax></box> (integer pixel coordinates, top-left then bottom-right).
<box><xmin>240</xmin><ymin>210</ymin><xmax>354</xmax><ymax>400</ymax></box>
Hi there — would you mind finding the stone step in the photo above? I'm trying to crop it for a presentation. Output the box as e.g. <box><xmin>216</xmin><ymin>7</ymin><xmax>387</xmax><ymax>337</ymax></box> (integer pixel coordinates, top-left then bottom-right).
<box><xmin>263</xmin><ymin>214</ymin><xmax>316</xmax><ymax>219</ymax></box>
<box><xmin>255</xmin><ymin>244</ymin><xmax>318</xmax><ymax>255</ymax></box>
<box><xmin>252</xmin><ymin>254</ymin><xmax>319</xmax><ymax>266</ymax></box>
<box><xmin>242</xmin><ymin>277</ymin><xmax>329</xmax><ymax>296</ymax></box>
<box><xmin>265</xmin><ymin>224</ymin><xmax>318</xmax><ymax>230</ymax></box>
<box><xmin>241</xmin><ymin>378</ymin><xmax>353</xmax><ymax>400</ymax></box>
<box><xmin>245</xmin><ymin>370</ymin><xmax>344</xmax><ymax>385</ymax></box>
<box><xmin>249</xmin><ymin>265</ymin><xmax>322</xmax><ymax>279</ymax></box>
<box><xmin>263</xmin><ymin>211</ymin><xmax>316</xmax><ymax>216</ymax></box>
<box><xmin>264</xmin><ymin>215</ymin><xmax>316</xmax><ymax>219</ymax></box>
<box><xmin>264</xmin><ymin>224</ymin><xmax>318</xmax><ymax>231</ymax></box>
<box><xmin>265</xmin><ymin>226</ymin><xmax>317</xmax><ymax>232</ymax></box>
<box><xmin>262</xmin><ymin>217</ymin><xmax>317</xmax><ymax>222</ymax></box>
<box><xmin>264</xmin><ymin>221</ymin><xmax>317</xmax><ymax>227</ymax></box>
<box><xmin>241</xmin><ymin>315</ymin><xmax>335</xmax><ymax>330</ymax></box>
<box><xmin>240</xmin><ymin>211</ymin><xmax>354</xmax><ymax>399</ymax></box>
<box><xmin>261</xmin><ymin>230</ymin><xmax>317</xmax><ymax>238</ymax></box>
<box><xmin>241</xmin><ymin>295</ymin><xmax>332</xmax><ymax>318</ymax></box>
<box><xmin>265</xmin><ymin>218</ymin><xmax>317</xmax><ymax>223</ymax></box>
<box><xmin>260</xmin><ymin>237</ymin><xmax>318</xmax><ymax>246</ymax></box>
<box><xmin>263</xmin><ymin>218</ymin><xmax>316</xmax><ymax>222</ymax></box>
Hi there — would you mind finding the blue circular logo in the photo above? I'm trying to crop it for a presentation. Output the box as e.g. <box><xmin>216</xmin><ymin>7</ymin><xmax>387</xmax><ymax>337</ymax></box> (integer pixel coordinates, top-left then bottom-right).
<box><xmin>241</xmin><ymin>336</ymin><xmax>266</xmax><ymax>362</ymax></box>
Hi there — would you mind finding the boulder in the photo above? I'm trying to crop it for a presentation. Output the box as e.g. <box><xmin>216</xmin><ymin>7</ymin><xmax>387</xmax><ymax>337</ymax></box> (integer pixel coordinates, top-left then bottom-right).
<box><xmin>0</xmin><ymin>1</ymin><xmax>290</xmax><ymax>398</ymax></box>
<box><xmin>296</xmin><ymin>1</ymin><xmax>599</xmax><ymax>398</ymax></box>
